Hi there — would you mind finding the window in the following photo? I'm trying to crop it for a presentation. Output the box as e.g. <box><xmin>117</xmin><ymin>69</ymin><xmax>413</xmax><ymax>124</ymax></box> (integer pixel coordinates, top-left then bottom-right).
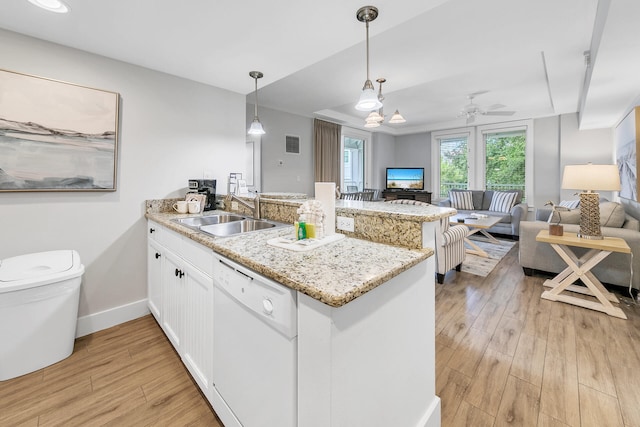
<box><xmin>432</xmin><ymin>129</ymin><xmax>473</xmax><ymax>199</ymax></box>
<box><xmin>432</xmin><ymin>120</ymin><xmax>532</xmax><ymax>202</ymax></box>
<box><xmin>342</xmin><ymin>135</ymin><xmax>365</xmax><ymax>192</ymax></box>
<box><xmin>483</xmin><ymin>130</ymin><xmax>526</xmax><ymax>197</ymax></box>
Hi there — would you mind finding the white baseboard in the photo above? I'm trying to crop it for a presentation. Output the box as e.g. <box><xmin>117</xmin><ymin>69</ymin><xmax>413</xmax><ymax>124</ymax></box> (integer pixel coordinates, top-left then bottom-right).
<box><xmin>76</xmin><ymin>299</ymin><xmax>150</xmax><ymax>337</ymax></box>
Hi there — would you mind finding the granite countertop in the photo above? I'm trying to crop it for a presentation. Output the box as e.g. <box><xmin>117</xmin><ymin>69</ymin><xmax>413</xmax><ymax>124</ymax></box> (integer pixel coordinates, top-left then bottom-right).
<box><xmin>146</xmin><ymin>211</ymin><xmax>433</xmax><ymax>307</ymax></box>
<box><xmin>335</xmin><ymin>199</ymin><xmax>456</xmax><ymax>221</ymax></box>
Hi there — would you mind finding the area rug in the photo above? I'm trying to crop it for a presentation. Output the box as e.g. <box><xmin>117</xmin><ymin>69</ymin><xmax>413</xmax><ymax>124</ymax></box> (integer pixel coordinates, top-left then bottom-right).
<box><xmin>460</xmin><ymin>237</ymin><xmax>516</xmax><ymax>277</ymax></box>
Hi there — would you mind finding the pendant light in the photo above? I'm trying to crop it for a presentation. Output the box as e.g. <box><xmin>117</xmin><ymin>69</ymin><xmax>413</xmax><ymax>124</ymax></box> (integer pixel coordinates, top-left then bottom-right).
<box><xmin>389</xmin><ymin>110</ymin><xmax>406</xmax><ymax>123</ymax></box>
<box><xmin>248</xmin><ymin>71</ymin><xmax>265</xmax><ymax>135</ymax></box>
<box><xmin>355</xmin><ymin>6</ymin><xmax>383</xmax><ymax>111</ymax></box>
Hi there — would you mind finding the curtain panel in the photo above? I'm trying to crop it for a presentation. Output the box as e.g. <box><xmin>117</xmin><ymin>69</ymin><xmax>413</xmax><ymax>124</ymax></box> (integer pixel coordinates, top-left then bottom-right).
<box><xmin>313</xmin><ymin>119</ymin><xmax>341</xmax><ymax>186</ymax></box>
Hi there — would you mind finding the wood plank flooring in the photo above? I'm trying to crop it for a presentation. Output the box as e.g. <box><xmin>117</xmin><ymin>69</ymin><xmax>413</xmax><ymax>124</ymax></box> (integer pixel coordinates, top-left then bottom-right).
<box><xmin>1</xmin><ymin>242</ymin><xmax>639</xmax><ymax>426</ymax></box>
<box><xmin>436</xmin><ymin>243</ymin><xmax>640</xmax><ymax>427</ymax></box>
<box><xmin>0</xmin><ymin>315</ymin><xmax>222</xmax><ymax>427</ymax></box>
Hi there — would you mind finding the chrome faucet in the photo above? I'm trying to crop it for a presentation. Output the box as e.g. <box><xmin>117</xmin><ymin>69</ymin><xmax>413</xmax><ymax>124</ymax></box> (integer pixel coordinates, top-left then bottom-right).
<box><xmin>227</xmin><ymin>192</ymin><xmax>261</xmax><ymax>219</ymax></box>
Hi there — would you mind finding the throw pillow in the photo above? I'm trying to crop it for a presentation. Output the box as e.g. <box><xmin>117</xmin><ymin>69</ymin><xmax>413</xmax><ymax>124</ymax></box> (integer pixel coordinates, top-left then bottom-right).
<box><xmin>449</xmin><ymin>191</ymin><xmax>474</xmax><ymax>210</ymax></box>
<box><xmin>488</xmin><ymin>191</ymin><xmax>518</xmax><ymax>213</ymax></box>
<box><xmin>559</xmin><ymin>199</ymin><xmax>580</xmax><ymax>209</ymax></box>
<box><xmin>556</xmin><ymin>209</ymin><xmax>581</xmax><ymax>224</ymax></box>
<box><xmin>599</xmin><ymin>201</ymin><xmax>626</xmax><ymax>228</ymax></box>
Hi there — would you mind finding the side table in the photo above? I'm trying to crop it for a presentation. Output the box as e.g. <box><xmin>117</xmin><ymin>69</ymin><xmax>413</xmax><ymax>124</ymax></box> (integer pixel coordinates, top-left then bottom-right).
<box><xmin>535</xmin><ymin>230</ymin><xmax>630</xmax><ymax>319</ymax></box>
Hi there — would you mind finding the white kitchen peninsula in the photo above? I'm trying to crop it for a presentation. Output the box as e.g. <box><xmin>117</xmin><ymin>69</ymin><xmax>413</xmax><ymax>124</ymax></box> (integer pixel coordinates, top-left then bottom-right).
<box><xmin>146</xmin><ymin>199</ymin><xmax>451</xmax><ymax>427</ymax></box>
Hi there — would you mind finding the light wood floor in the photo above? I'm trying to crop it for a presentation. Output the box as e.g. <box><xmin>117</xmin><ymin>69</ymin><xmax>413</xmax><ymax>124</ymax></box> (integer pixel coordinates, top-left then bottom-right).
<box><xmin>0</xmin><ymin>315</ymin><xmax>223</xmax><ymax>426</ymax></box>
<box><xmin>436</xmin><ymin>244</ymin><xmax>640</xmax><ymax>427</ymax></box>
<box><xmin>1</xmin><ymin>244</ymin><xmax>639</xmax><ymax>426</ymax></box>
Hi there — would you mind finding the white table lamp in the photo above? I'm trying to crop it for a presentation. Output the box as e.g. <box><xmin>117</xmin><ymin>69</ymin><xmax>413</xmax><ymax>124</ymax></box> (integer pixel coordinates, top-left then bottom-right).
<box><xmin>561</xmin><ymin>164</ymin><xmax>621</xmax><ymax>239</ymax></box>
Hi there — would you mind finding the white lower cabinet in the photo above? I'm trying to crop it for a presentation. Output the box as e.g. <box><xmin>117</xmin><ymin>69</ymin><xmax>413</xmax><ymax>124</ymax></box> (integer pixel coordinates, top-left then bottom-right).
<box><xmin>147</xmin><ymin>238</ymin><xmax>163</xmax><ymax>322</ymax></box>
<box><xmin>181</xmin><ymin>258</ymin><xmax>213</xmax><ymax>397</ymax></box>
<box><xmin>147</xmin><ymin>221</ymin><xmax>214</xmax><ymax>401</ymax></box>
<box><xmin>161</xmin><ymin>250</ymin><xmax>185</xmax><ymax>351</ymax></box>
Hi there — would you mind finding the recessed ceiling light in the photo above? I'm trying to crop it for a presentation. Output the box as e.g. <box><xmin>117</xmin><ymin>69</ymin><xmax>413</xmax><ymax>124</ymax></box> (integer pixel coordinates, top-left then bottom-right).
<box><xmin>27</xmin><ymin>0</ymin><xmax>70</xmax><ymax>13</ymax></box>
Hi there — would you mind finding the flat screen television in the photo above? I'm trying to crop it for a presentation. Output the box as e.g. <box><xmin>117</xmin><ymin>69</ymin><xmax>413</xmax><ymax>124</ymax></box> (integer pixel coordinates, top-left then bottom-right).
<box><xmin>386</xmin><ymin>167</ymin><xmax>424</xmax><ymax>190</ymax></box>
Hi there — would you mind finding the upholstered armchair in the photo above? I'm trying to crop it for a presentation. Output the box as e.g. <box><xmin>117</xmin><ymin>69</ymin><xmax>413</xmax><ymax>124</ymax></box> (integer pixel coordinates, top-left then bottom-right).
<box><xmin>435</xmin><ymin>217</ymin><xmax>468</xmax><ymax>284</ymax></box>
<box><xmin>387</xmin><ymin>199</ymin><xmax>468</xmax><ymax>284</ymax></box>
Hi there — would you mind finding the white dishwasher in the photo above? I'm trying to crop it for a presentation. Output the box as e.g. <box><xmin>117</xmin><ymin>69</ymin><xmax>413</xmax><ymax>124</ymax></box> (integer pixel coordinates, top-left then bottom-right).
<box><xmin>213</xmin><ymin>256</ymin><xmax>297</xmax><ymax>427</ymax></box>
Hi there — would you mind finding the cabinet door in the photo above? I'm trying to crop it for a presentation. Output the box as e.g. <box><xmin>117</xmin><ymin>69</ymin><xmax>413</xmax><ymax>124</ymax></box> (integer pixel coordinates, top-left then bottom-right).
<box><xmin>162</xmin><ymin>250</ymin><xmax>184</xmax><ymax>351</ymax></box>
<box><xmin>147</xmin><ymin>239</ymin><xmax>163</xmax><ymax>322</ymax></box>
<box><xmin>182</xmin><ymin>262</ymin><xmax>214</xmax><ymax>398</ymax></box>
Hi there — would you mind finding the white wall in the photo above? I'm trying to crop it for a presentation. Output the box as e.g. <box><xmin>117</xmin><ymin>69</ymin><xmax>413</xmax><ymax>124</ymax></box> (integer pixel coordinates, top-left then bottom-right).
<box><xmin>248</xmin><ymin>105</ymin><xmax>314</xmax><ymax>195</ymax></box>
<box><xmin>0</xmin><ymin>30</ymin><xmax>246</xmax><ymax>320</ymax></box>
<box><xmin>532</xmin><ymin>116</ymin><xmax>562</xmax><ymax>208</ymax></box>
<box><xmin>559</xmin><ymin>113</ymin><xmax>615</xmax><ymax>200</ymax></box>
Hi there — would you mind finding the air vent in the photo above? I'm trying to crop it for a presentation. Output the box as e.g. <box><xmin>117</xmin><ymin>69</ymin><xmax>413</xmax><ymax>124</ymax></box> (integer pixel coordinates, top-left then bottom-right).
<box><xmin>285</xmin><ymin>135</ymin><xmax>300</xmax><ymax>154</ymax></box>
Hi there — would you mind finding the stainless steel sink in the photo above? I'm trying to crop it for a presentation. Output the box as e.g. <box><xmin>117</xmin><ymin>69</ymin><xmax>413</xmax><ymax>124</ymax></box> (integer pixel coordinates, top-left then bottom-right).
<box><xmin>173</xmin><ymin>214</ymin><xmax>246</xmax><ymax>229</ymax></box>
<box><xmin>200</xmin><ymin>219</ymin><xmax>287</xmax><ymax>237</ymax></box>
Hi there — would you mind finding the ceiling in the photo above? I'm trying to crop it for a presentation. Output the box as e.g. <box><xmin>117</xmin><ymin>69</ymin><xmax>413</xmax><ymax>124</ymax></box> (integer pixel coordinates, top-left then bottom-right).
<box><xmin>1</xmin><ymin>0</ymin><xmax>639</xmax><ymax>135</ymax></box>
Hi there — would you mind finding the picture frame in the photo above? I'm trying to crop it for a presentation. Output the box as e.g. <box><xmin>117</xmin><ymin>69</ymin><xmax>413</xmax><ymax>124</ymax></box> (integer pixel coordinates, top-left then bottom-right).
<box><xmin>615</xmin><ymin>106</ymin><xmax>640</xmax><ymax>201</ymax></box>
<box><xmin>0</xmin><ymin>68</ymin><xmax>120</xmax><ymax>192</ymax></box>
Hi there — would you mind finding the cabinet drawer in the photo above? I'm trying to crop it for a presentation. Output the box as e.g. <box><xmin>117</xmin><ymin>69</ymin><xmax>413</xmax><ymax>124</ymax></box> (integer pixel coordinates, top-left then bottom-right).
<box><xmin>182</xmin><ymin>237</ymin><xmax>213</xmax><ymax>276</ymax></box>
<box><xmin>159</xmin><ymin>224</ymin><xmax>213</xmax><ymax>276</ymax></box>
<box><xmin>148</xmin><ymin>220</ymin><xmax>163</xmax><ymax>243</ymax></box>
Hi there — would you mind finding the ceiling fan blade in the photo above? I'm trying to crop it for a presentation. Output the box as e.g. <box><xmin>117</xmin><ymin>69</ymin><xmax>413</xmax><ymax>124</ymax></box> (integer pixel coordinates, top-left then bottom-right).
<box><xmin>483</xmin><ymin>111</ymin><xmax>516</xmax><ymax>116</ymax></box>
<box><xmin>486</xmin><ymin>103</ymin><xmax>506</xmax><ymax>110</ymax></box>
<box><xmin>469</xmin><ymin>90</ymin><xmax>489</xmax><ymax>98</ymax></box>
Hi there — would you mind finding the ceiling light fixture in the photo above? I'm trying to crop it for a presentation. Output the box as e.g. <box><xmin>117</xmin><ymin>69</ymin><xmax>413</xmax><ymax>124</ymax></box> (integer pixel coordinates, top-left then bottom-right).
<box><xmin>389</xmin><ymin>110</ymin><xmax>406</xmax><ymax>124</ymax></box>
<box><xmin>363</xmin><ymin>77</ymin><xmax>406</xmax><ymax>127</ymax></box>
<box><xmin>355</xmin><ymin>6</ymin><xmax>383</xmax><ymax>112</ymax></box>
<box><xmin>27</xmin><ymin>0</ymin><xmax>70</xmax><ymax>13</ymax></box>
<box><xmin>247</xmin><ymin>71</ymin><xmax>265</xmax><ymax>135</ymax></box>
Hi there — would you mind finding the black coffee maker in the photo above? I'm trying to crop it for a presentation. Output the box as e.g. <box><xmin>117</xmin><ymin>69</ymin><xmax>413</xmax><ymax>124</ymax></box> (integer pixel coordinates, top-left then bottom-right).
<box><xmin>188</xmin><ymin>179</ymin><xmax>216</xmax><ymax>211</ymax></box>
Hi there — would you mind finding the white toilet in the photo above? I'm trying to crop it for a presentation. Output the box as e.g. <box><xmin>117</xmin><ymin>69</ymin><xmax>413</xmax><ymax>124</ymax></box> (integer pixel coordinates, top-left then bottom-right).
<box><xmin>0</xmin><ymin>250</ymin><xmax>84</xmax><ymax>381</ymax></box>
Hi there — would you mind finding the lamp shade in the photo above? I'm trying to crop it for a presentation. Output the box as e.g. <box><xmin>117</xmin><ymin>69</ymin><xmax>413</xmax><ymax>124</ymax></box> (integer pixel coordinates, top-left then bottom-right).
<box><xmin>561</xmin><ymin>164</ymin><xmax>620</xmax><ymax>191</ymax></box>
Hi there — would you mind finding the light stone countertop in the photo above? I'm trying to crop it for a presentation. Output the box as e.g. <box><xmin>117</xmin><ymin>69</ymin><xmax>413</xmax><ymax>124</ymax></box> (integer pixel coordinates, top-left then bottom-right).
<box><xmin>335</xmin><ymin>199</ymin><xmax>456</xmax><ymax>221</ymax></box>
<box><xmin>146</xmin><ymin>211</ymin><xmax>433</xmax><ymax>307</ymax></box>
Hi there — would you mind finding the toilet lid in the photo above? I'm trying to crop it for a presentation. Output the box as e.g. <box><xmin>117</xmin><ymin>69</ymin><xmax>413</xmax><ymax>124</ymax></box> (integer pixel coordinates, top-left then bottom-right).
<box><xmin>0</xmin><ymin>250</ymin><xmax>75</xmax><ymax>283</ymax></box>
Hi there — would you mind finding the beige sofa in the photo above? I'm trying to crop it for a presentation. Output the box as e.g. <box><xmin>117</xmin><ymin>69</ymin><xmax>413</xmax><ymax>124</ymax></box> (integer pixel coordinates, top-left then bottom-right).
<box><xmin>519</xmin><ymin>202</ymin><xmax>640</xmax><ymax>292</ymax></box>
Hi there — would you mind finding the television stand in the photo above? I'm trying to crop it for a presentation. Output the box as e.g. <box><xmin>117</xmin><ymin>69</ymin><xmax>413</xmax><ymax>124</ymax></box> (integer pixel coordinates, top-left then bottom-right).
<box><xmin>382</xmin><ymin>190</ymin><xmax>431</xmax><ymax>204</ymax></box>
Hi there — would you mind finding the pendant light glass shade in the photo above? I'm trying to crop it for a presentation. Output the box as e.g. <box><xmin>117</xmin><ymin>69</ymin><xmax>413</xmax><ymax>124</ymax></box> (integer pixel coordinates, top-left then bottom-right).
<box><xmin>27</xmin><ymin>0</ymin><xmax>70</xmax><ymax>13</ymax></box>
<box><xmin>248</xmin><ymin>71</ymin><xmax>265</xmax><ymax>135</ymax></box>
<box><xmin>365</xmin><ymin>111</ymin><xmax>383</xmax><ymax>123</ymax></box>
<box><xmin>389</xmin><ymin>110</ymin><xmax>407</xmax><ymax>123</ymax></box>
<box><xmin>356</xmin><ymin>83</ymin><xmax>383</xmax><ymax>111</ymax></box>
<box><xmin>248</xmin><ymin>118</ymin><xmax>265</xmax><ymax>135</ymax></box>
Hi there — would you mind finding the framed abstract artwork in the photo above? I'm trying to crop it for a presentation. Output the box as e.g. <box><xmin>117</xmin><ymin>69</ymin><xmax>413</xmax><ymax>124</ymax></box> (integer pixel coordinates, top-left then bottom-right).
<box><xmin>0</xmin><ymin>69</ymin><xmax>119</xmax><ymax>192</ymax></box>
<box><xmin>615</xmin><ymin>107</ymin><xmax>639</xmax><ymax>201</ymax></box>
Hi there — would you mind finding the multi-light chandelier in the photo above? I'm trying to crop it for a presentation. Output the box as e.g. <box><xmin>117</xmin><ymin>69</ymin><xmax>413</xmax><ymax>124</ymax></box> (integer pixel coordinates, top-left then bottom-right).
<box><xmin>364</xmin><ymin>78</ymin><xmax>406</xmax><ymax>128</ymax></box>
<box><xmin>355</xmin><ymin>6</ymin><xmax>406</xmax><ymax>128</ymax></box>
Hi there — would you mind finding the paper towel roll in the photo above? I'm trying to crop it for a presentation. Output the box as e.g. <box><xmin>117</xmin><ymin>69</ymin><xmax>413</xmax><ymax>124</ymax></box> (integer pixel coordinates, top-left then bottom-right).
<box><xmin>315</xmin><ymin>182</ymin><xmax>336</xmax><ymax>236</ymax></box>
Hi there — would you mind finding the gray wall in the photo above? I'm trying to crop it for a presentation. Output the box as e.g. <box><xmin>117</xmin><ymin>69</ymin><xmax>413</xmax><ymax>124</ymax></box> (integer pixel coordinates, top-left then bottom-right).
<box><xmin>370</xmin><ymin>132</ymin><xmax>396</xmax><ymax>190</ymax></box>
<box><xmin>0</xmin><ymin>29</ymin><xmax>246</xmax><ymax>318</ymax></box>
<box><xmin>248</xmin><ymin>105</ymin><xmax>314</xmax><ymax>195</ymax></box>
<box><xmin>393</xmin><ymin>114</ymin><xmax>617</xmax><ymax>210</ymax></box>
<box><xmin>395</xmin><ymin>133</ymin><xmax>432</xmax><ymax>192</ymax></box>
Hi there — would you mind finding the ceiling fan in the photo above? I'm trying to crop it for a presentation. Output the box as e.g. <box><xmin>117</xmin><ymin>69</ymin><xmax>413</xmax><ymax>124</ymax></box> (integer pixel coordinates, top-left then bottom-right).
<box><xmin>458</xmin><ymin>92</ymin><xmax>515</xmax><ymax>124</ymax></box>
